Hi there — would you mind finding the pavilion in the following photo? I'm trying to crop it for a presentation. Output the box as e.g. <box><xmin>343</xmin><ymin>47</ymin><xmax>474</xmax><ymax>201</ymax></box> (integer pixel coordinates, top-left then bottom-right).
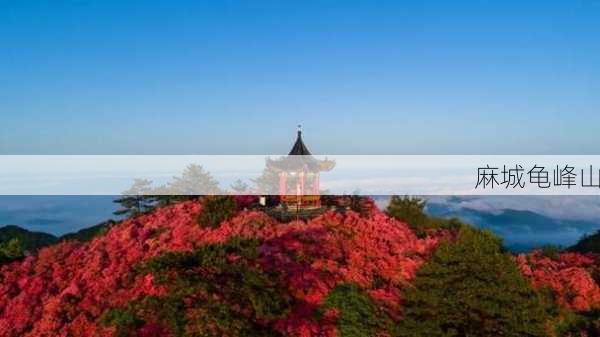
<box><xmin>266</xmin><ymin>126</ymin><xmax>334</xmax><ymax>209</ymax></box>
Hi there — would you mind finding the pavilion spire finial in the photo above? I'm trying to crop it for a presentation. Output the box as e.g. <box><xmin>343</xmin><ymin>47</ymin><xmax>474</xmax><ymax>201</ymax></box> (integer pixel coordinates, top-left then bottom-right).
<box><xmin>288</xmin><ymin>124</ymin><xmax>311</xmax><ymax>155</ymax></box>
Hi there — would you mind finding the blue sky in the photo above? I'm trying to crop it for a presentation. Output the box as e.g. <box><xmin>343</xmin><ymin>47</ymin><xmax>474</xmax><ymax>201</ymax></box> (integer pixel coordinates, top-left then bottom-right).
<box><xmin>1</xmin><ymin>1</ymin><xmax>599</xmax><ymax>154</ymax></box>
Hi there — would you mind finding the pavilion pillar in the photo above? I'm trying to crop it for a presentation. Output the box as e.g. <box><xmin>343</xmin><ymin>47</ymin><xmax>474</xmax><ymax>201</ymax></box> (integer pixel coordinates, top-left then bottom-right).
<box><xmin>299</xmin><ymin>171</ymin><xmax>305</xmax><ymax>196</ymax></box>
<box><xmin>279</xmin><ymin>172</ymin><xmax>287</xmax><ymax>196</ymax></box>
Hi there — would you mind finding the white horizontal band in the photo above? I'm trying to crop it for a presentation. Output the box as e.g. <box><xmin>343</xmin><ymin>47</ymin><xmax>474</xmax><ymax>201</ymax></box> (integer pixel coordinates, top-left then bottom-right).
<box><xmin>1</xmin><ymin>155</ymin><xmax>600</xmax><ymax>195</ymax></box>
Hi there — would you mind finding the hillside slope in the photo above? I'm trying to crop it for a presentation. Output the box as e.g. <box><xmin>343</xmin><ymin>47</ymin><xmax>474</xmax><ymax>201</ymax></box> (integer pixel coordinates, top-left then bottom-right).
<box><xmin>0</xmin><ymin>225</ymin><xmax>58</xmax><ymax>252</ymax></box>
<box><xmin>0</xmin><ymin>201</ymin><xmax>442</xmax><ymax>337</ymax></box>
<box><xmin>569</xmin><ymin>230</ymin><xmax>600</xmax><ymax>254</ymax></box>
<box><xmin>59</xmin><ymin>220</ymin><xmax>117</xmax><ymax>243</ymax></box>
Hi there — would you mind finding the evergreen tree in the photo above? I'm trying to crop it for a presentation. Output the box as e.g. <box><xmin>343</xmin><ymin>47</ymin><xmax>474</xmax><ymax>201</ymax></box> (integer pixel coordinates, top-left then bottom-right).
<box><xmin>387</xmin><ymin>195</ymin><xmax>462</xmax><ymax>237</ymax></box>
<box><xmin>386</xmin><ymin>195</ymin><xmax>427</xmax><ymax>228</ymax></box>
<box><xmin>166</xmin><ymin>164</ymin><xmax>222</xmax><ymax>196</ymax></box>
<box><xmin>152</xmin><ymin>164</ymin><xmax>223</xmax><ymax>207</ymax></box>
<box><xmin>321</xmin><ymin>283</ymin><xmax>392</xmax><ymax>337</ymax></box>
<box><xmin>151</xmin><ymin>184</ymin><xmax>184</xmax><ymax>208</ymax></box>
<box><xmin>230</xmin><ymin>179</ymin><xmax>250</xmax><ymax>193</ymax></box>
<box><xmin>556</xmin><ymin>309</ymin><xmax>600</xmax><ymax>336</ymax></box>
<box><xmin>252</xmin><ymin>167</ymin><xmax>280</xmax><ymax>195</ymax></box>
<box><xmin>114</xmin><ymin>179</ymin><xmax>156</xmax><ymax>217</ymax></box>
<box><xmin>197</xmin><ymin>195</ymin><xmax>238</xmax><ymax>228</ymax></box>
<box><xmin>397</xmin><ymin>226</ymin><xmax>549</xmax><ymax>337</ymax></box>
<box><xmin>0</xmin><ymin>238</ymin><xmax>24</xmax><ymax>265</ymax></box>
<box><xmin>102</xmin><ymin>237</ymin><xmax>288</xmax><ymax>337</ymax></box>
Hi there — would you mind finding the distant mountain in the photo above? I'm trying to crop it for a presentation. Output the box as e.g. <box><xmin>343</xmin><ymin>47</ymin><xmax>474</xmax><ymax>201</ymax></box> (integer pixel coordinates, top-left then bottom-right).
<box><xmin>59</xmin><ymin>220</ymin><xmax>117</xmax><ymax>243</ymax></box>
<box><xmin>0</xmin><ymin>225</ymin><xmax>58</xmax><ymax>253</ymax></box>
<box><xmin>426</xmin><ymin>202</ymin><xmax>599</xmax><ymax>252</ymax></box>
<box><xmin>569</xmin><ymin>230</ymin><xmax>600</xmax><ymax>254</ymax></box>
<box><xmin>0</xmin><ymin>195</ymin><xmax>118</xmax><ymax>236</ymax></box>
<box><xmin>0</xmin><ymin>219</ymin><xmax>118</xmax><ymax>254</ymax></box>
<box><xmin>371</xmin><ymin>196</ymin><xmax>600</xmax><ymax>252</ymax></box>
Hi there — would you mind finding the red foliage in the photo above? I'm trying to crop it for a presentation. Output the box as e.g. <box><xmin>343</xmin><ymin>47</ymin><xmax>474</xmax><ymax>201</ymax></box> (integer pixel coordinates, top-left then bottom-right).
<box><xmin>517</xmin><ymin>251</ymin><xmax>600</xmax><ymax>312</ymax></box>
<box><xmin>0</xmin><ymin>201</ymin><xmax>442</xmax><ymax>337</ymax></box>
<box><xmin>232</xmin><ymin>195</ymin><xmax>259</xmax><ymax>209</ymax></box>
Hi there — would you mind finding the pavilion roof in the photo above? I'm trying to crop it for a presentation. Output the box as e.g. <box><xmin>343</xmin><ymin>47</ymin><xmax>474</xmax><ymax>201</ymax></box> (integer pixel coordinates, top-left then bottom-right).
<box><xmin>266</xmin><ymin>128</ymin><xmax>335</xmax><ymax>172</ymax></box>
<box><xmin>288</xmin><ymin>129</ymin><xmax>312</xmax><ymax>155</ymax></box>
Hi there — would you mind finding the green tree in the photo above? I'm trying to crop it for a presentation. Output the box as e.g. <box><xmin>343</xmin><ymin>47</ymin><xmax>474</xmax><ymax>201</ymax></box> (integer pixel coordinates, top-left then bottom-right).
<box><xmin>0</xmin><ymin>238</ymin><xmax>24</xmax><ymax>265</ymax></box>
<box><xmin>386</xmin><ymin>196</ymin><xmax>462</xmax><ymax>237</ymax></box>
<box><xmin>386</xmin><ymin>195</ymin><xmax>427</xmax><ymax>228</ymax></box>
<box><xmin>252</xmin><ymin>167</ymin><xmax>280</xmax><ymax>195</ymax></box>
<box><xmin>397</xmin><ymin>227</ymin><xmax>549</xmax><ymax>337</ymax></box>
<box><xmin>538</xmin><ymin>244</ymin><xmax>562</xmax><ymax>260</ymax></box>
<box><xmin>150</xmin><ymin>184</ymin><xmax>182</xmax><ymax>208</ymax></box>
<box><xmin>120</xmin><ymin>165</ymin><xmax>224</xmax><ymax>209</ymax></box>
<box><xmin>150</xmin><ymin>164</ymin><xmax>223</xmax><ymax>207</ymax></box>
<box><xmin>167</xmin><ymin>164</ymin><xmax>222</xmax><ymax>196</ymax></box>
<box><xmin>554</xmin><ymin>309</ymin><xmax>600</xmax><ymax>336</ymax></box>
<box><xmin>321</xmin><ymin>283</ymin><xmax>392</xmax><ymax>337</ymax></box>
<box><xmin>197</xmin><ymin>195</ymin><xmax>238</xmax><ymax>228</ymax></box>
<box><xmin>114</xmin><ymin>178</ymin><xmax>156</xmax><ymax>217</ymax></box>
<box><xmin>230</xmin><ymin>179</ymin><xmax>250</xmax><ymax>193</ymax></box>
<box><xmin>101</xmin><ymin>237</ymin><xmax>287</xmax><ymax>337</ymax></box>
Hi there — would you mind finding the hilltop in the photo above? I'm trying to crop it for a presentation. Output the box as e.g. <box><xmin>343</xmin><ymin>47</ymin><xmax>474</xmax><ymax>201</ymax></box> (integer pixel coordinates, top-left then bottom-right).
<box><xmin>0</xmin><ymin>198</ymin><xmax>599</xmax><ymax>337</ymax></box>
<box><xmin>0</xmin><ymin>220</ymin><xmax>117</xmax><ymax>255</ymax></box>
<box><xmin>0</xmin><ymin>225</ymin><xmax>58</xmax><ymax>252</ymax></box>
<box><xmin>0</xmin><ymin>200</ymin><xmax>442</xmax><ymax>336</ymax></box>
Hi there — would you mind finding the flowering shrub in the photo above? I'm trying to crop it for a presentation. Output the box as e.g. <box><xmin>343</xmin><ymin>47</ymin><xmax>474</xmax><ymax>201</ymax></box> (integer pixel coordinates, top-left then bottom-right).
<box><xmin>0</xmin><ymin>202</ymin><xmax>205</xmax><ymax>337</ymax></box>
<box><xmin>101</xmin><ymin>237</ymin><xmax>288</xmax><ymax>337</ymax></box>
<box><xmin>4</xmin><ymin>196</ymin><xmax>600</xmax><ymax>337</ymax></box>
<box><xmin>233</xmin><ymin>194</ymin><xmax>259</xmax><ymax>209</ymax></box>
<box><xmin>517</xmin><ymin>251</ymin><xmax>600</xmax><ymax>312</ymax></box>
<box><xmin>0</xmin><ymin>200</ymin><xmax>441</xmax><ymax>337</ymax></box>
